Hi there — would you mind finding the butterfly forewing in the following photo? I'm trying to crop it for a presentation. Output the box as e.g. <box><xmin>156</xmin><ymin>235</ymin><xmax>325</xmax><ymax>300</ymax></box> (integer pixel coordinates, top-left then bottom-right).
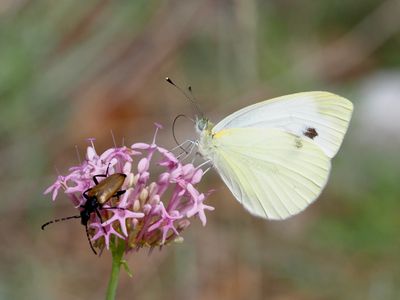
<box><xmin>212</xmin><ymin>92</ymin><xmax>353</xmax><ymax>158</ymax></box>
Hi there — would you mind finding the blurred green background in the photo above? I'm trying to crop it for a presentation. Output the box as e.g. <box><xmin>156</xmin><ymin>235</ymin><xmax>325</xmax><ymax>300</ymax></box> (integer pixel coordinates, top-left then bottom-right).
<box><xmin>1</xmin><ymin>0</ymin><xmax>400</xmax><ymax>299</ymax></box>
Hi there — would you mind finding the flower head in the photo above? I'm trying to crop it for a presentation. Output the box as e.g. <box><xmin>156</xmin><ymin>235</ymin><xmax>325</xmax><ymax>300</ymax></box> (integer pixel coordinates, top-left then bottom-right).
<box><xmin>44</xmin><ymin>125</ymin><xmax>214</xmax><ymax>254</ymax></box>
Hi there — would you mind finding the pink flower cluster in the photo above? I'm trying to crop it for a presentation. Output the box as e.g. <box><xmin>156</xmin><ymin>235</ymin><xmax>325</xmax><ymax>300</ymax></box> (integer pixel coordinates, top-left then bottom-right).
<box><xmin>44</xmin><ymin>125</ymin><xmax>214</xmax><ymax>252</ymax></box>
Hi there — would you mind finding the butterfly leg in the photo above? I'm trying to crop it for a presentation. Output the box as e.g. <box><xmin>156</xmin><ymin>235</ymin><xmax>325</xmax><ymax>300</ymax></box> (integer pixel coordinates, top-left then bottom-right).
<box><xmin>178</xmin><ymin>141</ymin><xmax>197</xmax><ymax>161</ymax></box>
<box><xmin>173</xmin><ymin>140</ymin><xmax>196</xmax><ymax>159</ymax></box>
<box><xmin>195</xmin><ymin>159</ymin><xmax>212</xmax><ymax>172</ymax></box>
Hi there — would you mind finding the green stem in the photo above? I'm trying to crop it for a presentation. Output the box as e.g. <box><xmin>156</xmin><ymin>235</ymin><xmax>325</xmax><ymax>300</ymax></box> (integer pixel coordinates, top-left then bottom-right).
<box><xmin>106</xmin><ymin>241</ymin><xmax>125</xmax><ymax>300</ymax></box>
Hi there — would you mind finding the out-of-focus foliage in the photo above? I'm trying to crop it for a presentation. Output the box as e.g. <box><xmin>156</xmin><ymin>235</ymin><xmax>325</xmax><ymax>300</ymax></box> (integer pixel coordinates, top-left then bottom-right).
<box><xmin>0</xmin><ymin>0</ymin><xmax>399</xmax><ymax>299</ymax></box>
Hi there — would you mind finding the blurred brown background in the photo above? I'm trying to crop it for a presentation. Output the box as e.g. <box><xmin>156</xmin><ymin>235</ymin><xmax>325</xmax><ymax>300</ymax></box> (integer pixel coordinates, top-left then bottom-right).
<box><xmin>1</xmin><ymin>0</ymin><xmax>400</xmax><ymax>299</ymax></box>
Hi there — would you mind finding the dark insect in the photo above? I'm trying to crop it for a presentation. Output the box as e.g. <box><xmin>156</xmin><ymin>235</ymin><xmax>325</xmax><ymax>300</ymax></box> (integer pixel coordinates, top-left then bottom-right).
<box><xmin>304</xmin><ymin>127</ymin><xmax>318</xmax><ymax>139</ymax></box>
<box><xmin>41</xmin><ymin>166</ymin><xmax>126</xmax><ymax>254</ymax></box>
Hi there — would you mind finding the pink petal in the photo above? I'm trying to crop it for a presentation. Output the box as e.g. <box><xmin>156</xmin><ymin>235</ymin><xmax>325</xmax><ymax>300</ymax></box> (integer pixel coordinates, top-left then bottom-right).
<box><xmin>86</xmin><ymin>146</ymin><xmax>97</xmax><ymax>161</ymax></box>
<box><xmin>187</xmin><ymin>183</ymin><xmax>198</xmax><ymax>196</ymax></box>
<box><xmin>131</xmin><ymin>143</ymin><xmax>150</xmax><ymax>149</ymax></box>
<box><xmin>192</xmin><ymin>169</ymin><xmax>204</xmax><ymax>184</ymax></box>
<box><xmin>99</xmin><ymin>148</ymin><xmax>115</xmax><ymax>160</ymax></box>
<box><xmin>158</xmin><ymin>172</ymin><xmax>170</xmax><ymax>184</ymax></box>
<box><xmin>182</xmin><ymin>164</ymin><xmax>194</xmax><ymax>176</ymax></box>
<box><xmin>44</xmin><ymin>185</ymin><xmax>54</xmax><ymax>195</ymax></box>
<box><xmin>154</xmin><ymin>122</ymin><xmax>163</xmax><ymax>129</ymax></box>
<box><xmin>138</xmin><ymin>158</ymin><xmax>149</xmax><ymax>173</ymax></box>
<box><xmin>51</xmin><ymin>189</ymin><xmax>59</xmax><ymax>201</ymax></box>
<box><xmin>123</xmin><ymin>162</ymin><xmax>132</xmax><ymax>174</ymax></box>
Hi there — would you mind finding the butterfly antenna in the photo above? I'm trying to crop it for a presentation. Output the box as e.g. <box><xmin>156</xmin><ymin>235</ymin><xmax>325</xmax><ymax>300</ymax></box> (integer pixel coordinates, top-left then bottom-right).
<box><xmin>41</xmin><ymin>215</ymin><xmax>81</xmax><ymax>230</ymax></box>
<box><xmin>165</xmin><ymin>77</ymin><xmax>203</xmax><ymax>118</ymax></box>
<box><xmin>187</xmin><ymin>86</ymin><xmax>203</xmax><ymax>118</ymax></box>
<box><xmin>172</xmin><ymin>114</ymin><xmax>192</xmax><ymax>154</ymax></box>
<box><xmin>85</xmin><ymin>224</ymin><xmax>97</xmax><ymax>255</ymax></box>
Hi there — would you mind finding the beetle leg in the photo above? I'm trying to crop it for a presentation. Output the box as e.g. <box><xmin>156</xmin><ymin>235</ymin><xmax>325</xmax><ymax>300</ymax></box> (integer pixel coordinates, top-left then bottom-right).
<box><xmin>92</xmin><ymin>163</ymin><xmax>112</xmax><ymax>184</ymax></box>
<box><xmin>92</xmin><ymin>174</ymin><xmax>107</xmax><ymax>185</ymax></box>
<box><xmin>85</xmin><ymin>224</ymin><xmax>97</xmax><ymax>255</ymax></box>
<box><xmin>83</xmin><ymin>189</ymin><xmax>91</xmax><ymax>200</ymax></box>
<box><xmin>95</xmin><ymin>208</ymin><xmax>107</xmax><ymax>234</ymax></box>
<box><xmin>95</xmin><ymin>208</ymin><xmax>104</xmax><ymax>223</ymax></box>
<box><xmin>105</xmin><ymin>163</ymin><xmax>111</xmax><ymax>176</ymax></box>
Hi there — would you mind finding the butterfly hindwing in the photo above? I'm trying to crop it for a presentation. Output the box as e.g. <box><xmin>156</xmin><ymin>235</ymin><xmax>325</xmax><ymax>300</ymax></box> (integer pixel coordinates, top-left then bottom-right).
<box><xmin>210</xmin><ymin>127</ymin><xmax>331</xmax><ymax>220</ymax></box>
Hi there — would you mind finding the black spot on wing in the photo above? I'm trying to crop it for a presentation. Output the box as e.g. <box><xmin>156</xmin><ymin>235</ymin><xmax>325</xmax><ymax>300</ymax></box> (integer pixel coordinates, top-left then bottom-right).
<box><xmin>295</xmin><ymin>137</ymin><xmax>303</xmax><ymax>148</ymax></box>
<box><xmin>304</xmin><ymin>127</ymin><xmax>318</xmax><ymax>139</ymax></box>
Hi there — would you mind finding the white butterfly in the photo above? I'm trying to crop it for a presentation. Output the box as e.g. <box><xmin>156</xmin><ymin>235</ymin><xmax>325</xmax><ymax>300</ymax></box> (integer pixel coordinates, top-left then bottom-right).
<box><xmin>196</xmin><ymin>91</ymin><xmax>353</xmax><ymax>220</ymax></box>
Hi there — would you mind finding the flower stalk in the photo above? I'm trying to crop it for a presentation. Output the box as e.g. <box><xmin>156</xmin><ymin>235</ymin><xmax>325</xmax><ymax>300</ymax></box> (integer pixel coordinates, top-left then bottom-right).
<box><xmin>106</xmin><ymin>239</ymin><xmax>126</xmax><ymax>300</ymax></box>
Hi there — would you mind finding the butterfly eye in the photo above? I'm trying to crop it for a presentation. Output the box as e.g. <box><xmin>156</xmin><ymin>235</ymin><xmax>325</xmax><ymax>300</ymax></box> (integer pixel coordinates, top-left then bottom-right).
<box><xmin>196</xmin><ymin>118</ymin><xmax>208</xmax><ymax>132</ymax></box>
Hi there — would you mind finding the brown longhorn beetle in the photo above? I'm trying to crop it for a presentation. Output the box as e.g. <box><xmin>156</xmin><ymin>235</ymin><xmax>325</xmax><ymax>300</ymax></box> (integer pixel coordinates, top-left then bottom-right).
<box><xmin>41</xmin><ymin>165</ymin><xmax>126</xmax><ymax>254</ymax></box>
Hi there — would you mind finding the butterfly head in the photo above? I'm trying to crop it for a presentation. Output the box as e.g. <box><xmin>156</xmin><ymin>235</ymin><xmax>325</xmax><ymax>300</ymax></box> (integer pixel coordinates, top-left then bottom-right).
<box><xmin>196</xmin><ymin>117</ymin><xmax>213</xmax><ymax>134</ymax></box>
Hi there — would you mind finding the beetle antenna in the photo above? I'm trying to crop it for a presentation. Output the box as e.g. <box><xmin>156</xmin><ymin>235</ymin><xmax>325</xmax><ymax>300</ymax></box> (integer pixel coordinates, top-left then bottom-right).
<box><xmin>85</xmin><ymin>224</ymin><xmax>97</xmax><ymax>255</ymax></box>
<box><xmin>165</xmin><ymin>77</ymin><xmax>203</xmax><ymax>118</ymax></box>
<box><xmin>41</xmin><ymin>215</ymin><xmax>81</xmax><ymax>230</ymax></box>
